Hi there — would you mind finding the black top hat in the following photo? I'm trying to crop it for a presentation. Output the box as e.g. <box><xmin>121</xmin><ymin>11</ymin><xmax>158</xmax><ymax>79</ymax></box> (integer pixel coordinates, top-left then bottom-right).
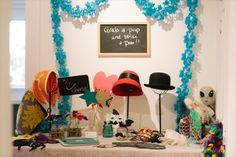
<box><xmin>144</xmin><ymin>72</ymin><xmax>175</xmax><ymax>90</ymax></box>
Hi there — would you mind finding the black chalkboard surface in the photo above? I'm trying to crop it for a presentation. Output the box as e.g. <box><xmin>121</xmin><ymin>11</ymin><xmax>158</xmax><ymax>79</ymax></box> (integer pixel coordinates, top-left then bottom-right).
<box><xmin>58</xmin><ymin>75</ymin><xmax>90</xmax><ymax>96</ymax></box>
<box><xmin>99</xmin><ymin>23</ymin><xmax>150</xmax><ymax>57</ymax></box>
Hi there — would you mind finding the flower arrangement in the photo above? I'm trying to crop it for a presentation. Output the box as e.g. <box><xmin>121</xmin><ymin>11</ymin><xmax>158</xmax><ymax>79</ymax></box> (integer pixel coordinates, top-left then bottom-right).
<box><xmin>67</xmin><ymin>111</ymin><xmax>88</xmax><ymax>137</ymax></box>
<box><xmin>75</xmin><ymin>111</ymin><xmax>88</xmax><ymax>121</ymax></box>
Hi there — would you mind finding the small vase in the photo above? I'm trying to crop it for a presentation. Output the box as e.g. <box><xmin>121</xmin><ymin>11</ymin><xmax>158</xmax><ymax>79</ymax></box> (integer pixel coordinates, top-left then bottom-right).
<box><xmin>103</xmin><ymin>124</ymin><xmax>113</xmax><ymax>138</ymax></box>
<box><xmin>88</xmin><ymin>106</ymin><xmax>102</xmax><ymax>135</ymax></box>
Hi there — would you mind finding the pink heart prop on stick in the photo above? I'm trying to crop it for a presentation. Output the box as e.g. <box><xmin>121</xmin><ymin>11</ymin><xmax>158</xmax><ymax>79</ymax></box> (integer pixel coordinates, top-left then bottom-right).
<box><xmin>93</xmin><ymin>71</ymin><xmax>118</xmax><ymax>93</ymax></box>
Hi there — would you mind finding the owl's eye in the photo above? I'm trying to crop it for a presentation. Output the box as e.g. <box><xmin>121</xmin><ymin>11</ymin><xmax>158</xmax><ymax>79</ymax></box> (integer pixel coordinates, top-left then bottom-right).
<box><xmin>209</xmin><ymin>90</ymin><xmax>214</xmax><ymax>97</ymax></box>
<box><xmin>200</xmin><ymin>91</ymin><xmax>205</xmax><ymax>97</ymax></box>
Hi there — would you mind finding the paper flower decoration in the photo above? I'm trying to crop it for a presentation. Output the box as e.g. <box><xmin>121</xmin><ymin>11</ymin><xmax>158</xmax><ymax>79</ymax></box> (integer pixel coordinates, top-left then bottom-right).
<box><xmin>75</xmin><ymin>111</ymin><xmax>88</xmax><ymax>121</ymax></box>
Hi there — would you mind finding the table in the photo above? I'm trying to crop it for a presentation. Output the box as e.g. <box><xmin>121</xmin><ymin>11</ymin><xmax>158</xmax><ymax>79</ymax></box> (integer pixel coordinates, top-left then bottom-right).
<box><xmin>13</xmin><ymin>137</ymin><xmax>203</xmax><ymax>157</ymax></box>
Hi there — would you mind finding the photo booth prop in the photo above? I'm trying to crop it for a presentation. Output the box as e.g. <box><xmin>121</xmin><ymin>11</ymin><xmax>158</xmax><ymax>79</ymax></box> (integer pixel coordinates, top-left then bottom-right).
<box><xmin>78</xmin><ymin>72</ymin><xmax>118</xmax><ymax>135</ymax></box>
<box><xmin>16</xmin><ymin>90</ymin><xmax>47</xmax><ymax>135</ymax></box>
<box><xmin>33</xmin><ymin>70</ymin><xmax>60</xmax><ymax>106</ymax></box>
<box><xmin>199</xmin><ymin>86</ymin><xmax>216</xmax><ymax>120</ymax></box>
<box><xmin>58</xmin><ymin>75</ymin><xmax>90</xmax><ymax>96</ymax></box>
<box><xmin>112</xmin><ymin>70</ymin><xmax>143</xmax><ymax>119</ymax></box>
<box><xmin>79</xmin><ymin>71</ymin><xmax>117</xmax><ymax>108</ymax></box>
<box><xmin>93</xmin><ymin>71</ymin><xmax>118</xmax><ymax>93</ymax></box>
<box><xmin>99</xmin><ymin>23</ymin><xmax>150</xmax><ymax>57</ymax></box>
<box><xmin>33</xmin><ymin>70</ymin><xmax>60</xmax><ymax>130</ymax></box>
<box><xmin>144</xmin><ymin>72</ymin><xmax>175</xmax><ymax>134</ymax></box>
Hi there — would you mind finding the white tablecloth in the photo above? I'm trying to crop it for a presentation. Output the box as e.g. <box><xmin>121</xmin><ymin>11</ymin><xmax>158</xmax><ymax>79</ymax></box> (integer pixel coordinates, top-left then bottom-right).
<box><xmin>13</xmin><ymin>137</ymin><xmax>203</xmax><ymax>157</ymax></box>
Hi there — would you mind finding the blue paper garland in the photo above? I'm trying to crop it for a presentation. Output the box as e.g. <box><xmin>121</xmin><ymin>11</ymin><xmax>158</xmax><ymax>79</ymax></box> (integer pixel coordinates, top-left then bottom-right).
<box><xmin>49</xmin><ymin>0</ymin><xmax>199</xmax><ymax>131</ymax></box>
<box><xmin>174</xmin><ymin>0</ymin><xmax>198</xmax><ymax>131</ymax></box>
<box><xmin>40</xmin><ymin>0</ymin><xmax>108</xmax><ymax>130</ymax></box>
<box><xmin>134</xmin><ymin>0</ymin><xmax>198</xmax><ymax>131</ymax></box>
<box><xmin>134</xmin><ymin>0</ymin><xmax>180</xmax><ymax>20</ymax></box>
<box><xmin>59</xmin><ymin>0</ymin><xmax>108</xmax><ymax>18</ymax></box>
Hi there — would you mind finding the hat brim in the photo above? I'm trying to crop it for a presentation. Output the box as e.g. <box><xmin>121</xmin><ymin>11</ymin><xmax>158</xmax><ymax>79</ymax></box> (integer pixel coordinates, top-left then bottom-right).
<box><xmin>112</xmin><ymin>78</ymin><xmax>143</xmax><ymax>96</ymax></box>
<box><xmin>144</xmin><ymin>84</ymin><xmax>175</xmax><ymax>90</ymax></box>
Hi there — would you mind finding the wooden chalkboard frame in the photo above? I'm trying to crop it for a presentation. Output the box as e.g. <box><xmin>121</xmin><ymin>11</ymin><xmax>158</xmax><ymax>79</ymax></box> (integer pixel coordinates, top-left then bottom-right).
<box><xmin>98</xmin><ymin>22</ymin><xmax>150</xmax><ymax>57</ymax></box>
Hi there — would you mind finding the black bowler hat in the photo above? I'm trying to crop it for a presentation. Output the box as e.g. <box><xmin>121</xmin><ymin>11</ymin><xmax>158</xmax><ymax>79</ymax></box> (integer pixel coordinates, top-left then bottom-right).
<box><xmin>144</xmin><ymin>72</ymin><xmax>175</xmax><ymax>90</ymax></box>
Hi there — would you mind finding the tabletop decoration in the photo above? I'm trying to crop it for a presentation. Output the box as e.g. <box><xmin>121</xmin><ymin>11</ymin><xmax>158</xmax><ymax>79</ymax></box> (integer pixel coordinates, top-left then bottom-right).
<box><xmin>79</xmin><ymin>72</ymin><xmax>118</xmax><ymax>134</ymax></box>
<box><xmin>67</xmin><ymin>111</ymin><xmax>88</xmax><ymax>137</ymax></box>
<box><xmin>202</xmin><ymin>122</ymin><xmax>225</xmax><ymax>157</ymax></box>
<box><xmin>13</xmin><ymin>134</ymin><xmax>46</xmax><ymax>151</ymax></box>
<box><xmin>104</xmin><ymin>109</ymin><xmax>126</xmax><ymax>135</ymax></box>
<box><xmin>16</xmin><ymin>90</ymin><xmax>47</xmax><ymax>135</ymax></box>
<box><xmin>33</xmin><ymin>70</ymin><xmax>60</xmax><ymax>131</ymax></box>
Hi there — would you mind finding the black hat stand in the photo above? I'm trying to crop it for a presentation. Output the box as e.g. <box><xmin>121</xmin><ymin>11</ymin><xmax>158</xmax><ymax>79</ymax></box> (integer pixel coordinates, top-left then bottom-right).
<box><xmin>48</xmin><ymin>92</ymin><xmax>52</xmax><ymax>130</ymax></box>
<box><xmin>153</xmin><ymin>89</ymin><xmax>167</xmax><ymax>135</ymax></box>
<box><xmin>46</xmin><ymin>74</ymin><xmax>58</xmax><ymax>131</ymax></box>
<box><xmin>126</xmin><ymin>91</ymin><xmax>130</xmax><ymax>119</ymax></box>
<box><xmin>119</xmin><ymin>84</ymin><xmax>137</xmax><ymax>120</ymax></box>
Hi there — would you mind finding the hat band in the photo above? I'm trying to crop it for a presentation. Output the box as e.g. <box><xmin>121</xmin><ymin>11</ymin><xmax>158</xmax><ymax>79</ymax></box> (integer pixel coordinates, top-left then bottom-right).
<box><xmin>119</xmin><ymin>73</ymin><xmax>140</xmax><ymax>83</ymax></box>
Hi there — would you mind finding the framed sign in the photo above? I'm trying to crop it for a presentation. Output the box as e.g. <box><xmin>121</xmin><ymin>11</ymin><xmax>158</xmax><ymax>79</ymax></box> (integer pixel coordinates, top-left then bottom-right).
<box><xmin>58</xmin><ymin>75</ymin><xmax>90</xmax><ymax>96</ymax></box>
<box><xmin>98</xmin><ymin>22</ymin><xmax>150</xmax><ymax>57</ymax></box>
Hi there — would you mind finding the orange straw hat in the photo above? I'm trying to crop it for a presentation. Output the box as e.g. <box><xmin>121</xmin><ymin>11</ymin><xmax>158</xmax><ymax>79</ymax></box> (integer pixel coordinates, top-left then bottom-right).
<box><xmin>112</xmin><ymin>70</ymin><xmax>143</xmax><ymax>96</ymax></box>
<box><xmin>33</xmin><ymin>70</ymin><xmax>60</xmax><ymax>105</ymax></box>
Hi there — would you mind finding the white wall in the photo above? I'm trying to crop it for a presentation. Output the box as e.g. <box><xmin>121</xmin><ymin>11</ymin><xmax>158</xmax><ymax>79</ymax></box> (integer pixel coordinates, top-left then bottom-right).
<box><xmin>26</xmin><ymin>0</ymin><xmax>220</xmax><ymax>131</ymax></box>
<box><xmin>0</xmin><ymin>0</ymin><xmax>12</xmax><ymax>156</ymax></box>
<box><xmin>217</xmin><ymin>0</ymin><xmax>236</xmax><ymax>156</ymax></box>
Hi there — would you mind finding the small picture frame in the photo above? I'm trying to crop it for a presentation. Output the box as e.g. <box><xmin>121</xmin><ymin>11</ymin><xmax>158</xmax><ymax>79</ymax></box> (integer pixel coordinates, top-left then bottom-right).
<box><xmin>98</xmin><ymin>22</ymin><xmax>150</xmax><ymax>57</ymax></box>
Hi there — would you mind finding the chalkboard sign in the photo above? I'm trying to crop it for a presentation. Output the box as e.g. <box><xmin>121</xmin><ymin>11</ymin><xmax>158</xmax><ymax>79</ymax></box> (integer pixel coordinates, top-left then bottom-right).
<box><xmin>58</xmin><ymin>75</ymin><xmax>90</xmax><ymax>96</ymax></box>
<box><xmin>98</xmin><ymin>23</ymin><xmax>150</xmax><ymax>57</ymax></box>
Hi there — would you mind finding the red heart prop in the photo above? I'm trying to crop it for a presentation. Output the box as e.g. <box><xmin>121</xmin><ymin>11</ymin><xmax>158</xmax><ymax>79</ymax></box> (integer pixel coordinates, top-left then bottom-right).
<box><xmin>93</xmin><ymin>72</ymin><xmax>118</xmax><ymax>93</ymax></box>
